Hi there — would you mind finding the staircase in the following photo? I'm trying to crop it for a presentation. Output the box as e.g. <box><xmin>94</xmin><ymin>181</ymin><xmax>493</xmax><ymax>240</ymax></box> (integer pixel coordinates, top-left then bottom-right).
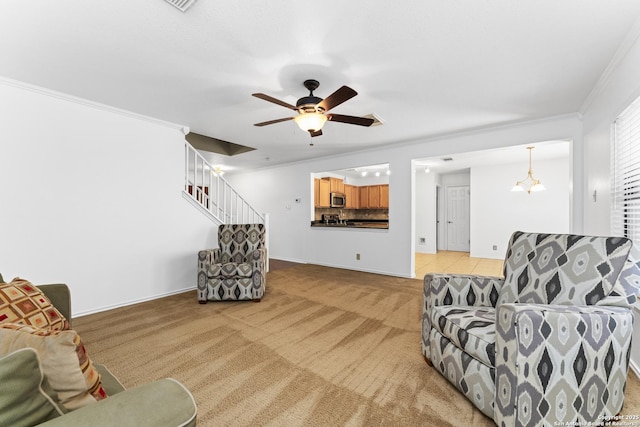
<box><xmin>183</xmin><ymin>141</ymin><xmax>265</xmax><ymax>226</ymax></box>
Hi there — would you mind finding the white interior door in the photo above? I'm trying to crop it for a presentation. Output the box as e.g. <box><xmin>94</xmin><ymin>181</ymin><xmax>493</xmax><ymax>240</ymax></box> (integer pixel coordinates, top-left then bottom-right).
<box><xmin>446</xmin><ymin>185</ymin><xmax>470</xmax><ymax>252</ymax></box>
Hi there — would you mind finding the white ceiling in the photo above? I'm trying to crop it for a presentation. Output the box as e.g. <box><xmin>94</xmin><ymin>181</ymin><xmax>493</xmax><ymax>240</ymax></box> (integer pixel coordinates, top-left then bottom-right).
<box><xmin>1</xmin><ymin>2</ymin><xmax>639</xmax><ymax>173</ymax></box>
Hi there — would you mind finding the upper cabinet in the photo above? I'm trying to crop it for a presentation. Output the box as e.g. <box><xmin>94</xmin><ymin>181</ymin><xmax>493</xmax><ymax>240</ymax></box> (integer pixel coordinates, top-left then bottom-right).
<box><xmin>329</xmin><ymin>177</ymin><xmax>345</xmax><ymax>194</ymax></box>
<box><xmin>314</xmin><ymin>178</ymin><xmax>331</xmax><ymax>207</ymax></box>
<box><xmin>379</xmin><ymin>184</ymin><xmax>389</xmax><ymax>208</ymax></box>
<box><xmin>368</xmin><ymin>185</ymin><xmax>380</xmax><ymax>208</ymax></box>
<box><xmin>345</xmin><ymin>184</ymin><xmax>358</xmax><ymax>209</ymax></box>
<box><xmin>351</xmin><ymin>184</ymin><xmax>389</xmax><ymax>209</ymax></box>
<box><xmin>359</xmin><ymin>186</ymin><xmax>369</xmax><ymax>209</ymax></box>
<box><xmin>316</xmin><ymin>177</ymin><xmax>384</xmax><ymax>210</ymax></box>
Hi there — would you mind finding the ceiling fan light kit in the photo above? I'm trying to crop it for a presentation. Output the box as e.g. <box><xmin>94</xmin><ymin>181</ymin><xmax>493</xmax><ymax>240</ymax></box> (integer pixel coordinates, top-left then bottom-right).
<box><xmin>294</xmin><ymin>112</ymin><xmax>327</xmax><ymax>132</ymax></box>
<box><xmin>252</xmin><ymin>79</ymin><xmax>374</xmax><ymax>137</ymax></box>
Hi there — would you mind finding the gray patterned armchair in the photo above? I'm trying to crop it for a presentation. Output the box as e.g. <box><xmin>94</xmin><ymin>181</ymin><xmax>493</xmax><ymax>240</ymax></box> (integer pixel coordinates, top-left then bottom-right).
<box><xmin>422</xmin><ymin>231</ymin><xmax>640</xmax><ymax>426</ymax></box>
<box><xmin>197</xmin><ymin>223</ymin><xmax>267</xmax><ymax>303</ymax></box>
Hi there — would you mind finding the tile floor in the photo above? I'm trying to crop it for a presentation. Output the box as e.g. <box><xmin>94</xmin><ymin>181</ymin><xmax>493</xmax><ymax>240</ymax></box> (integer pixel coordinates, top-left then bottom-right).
<box><xmin>415</xmin><ymin>251</ymin><xmax>504</xmax><ymax>279</ymax></box>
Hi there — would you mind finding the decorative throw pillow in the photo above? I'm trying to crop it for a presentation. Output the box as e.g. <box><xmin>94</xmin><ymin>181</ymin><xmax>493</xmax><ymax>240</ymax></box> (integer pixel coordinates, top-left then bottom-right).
<box><xmin>0</xmin><ymin>323</ymin><xmax>107</xmax><ymax>411</ymax></box>
<box><xmin>0</xmin><ymin>348</ymin><xmax>64</xmax><ymax>427</ymax></box>
<box><xmin>0</xmin><ymin>277</ymin><xmax>69</xmax><ymax>330</ymax></box>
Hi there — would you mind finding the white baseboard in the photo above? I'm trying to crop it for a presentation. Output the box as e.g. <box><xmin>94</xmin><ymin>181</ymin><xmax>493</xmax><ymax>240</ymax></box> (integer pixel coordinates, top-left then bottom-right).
<box><xmin>270</xmin><ymin>256</ymin><xmax>308</xmax><ymax>264</ymax></box>
<box><xmin>630</xmin><ymin>359</ymin><xmax>640</xmax><ymax>379</ymax></box>
<box><xmin>73</xmin><ymin>286</ymin><xmax>196</xmax><ymax>318</ymax></box>
<box><xmin>631</xmin><ymin>303</ymin><xmax>640</xmax><ymax>380</ymax></box>
<box><xmin>269</xmin><ymin>257</ymin><xmax>414</xmax><ymax>279</ymax></box>
<box><xmin>310</xmin><ymin>261</ymin><xmax>415</xmax><ymax>279</ymax></box>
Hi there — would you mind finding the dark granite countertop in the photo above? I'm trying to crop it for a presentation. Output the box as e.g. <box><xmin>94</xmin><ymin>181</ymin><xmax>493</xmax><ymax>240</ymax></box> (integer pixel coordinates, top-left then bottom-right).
<box><xmin>311</xmin><ymin>219</ymin><xmax>389</xmax><ymax>229</ymax></box>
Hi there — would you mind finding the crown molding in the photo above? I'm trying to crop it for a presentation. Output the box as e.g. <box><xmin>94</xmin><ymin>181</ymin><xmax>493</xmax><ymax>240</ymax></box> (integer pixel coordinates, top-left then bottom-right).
<box><xmin>579</xmin><ymin>15</ymin><xmax>640</xmax><ymax>114</ymax></box>
<box><xmin>0</xmin><ymin>75</ymin><xmax>186</xmax><ymax>132</ymax></box>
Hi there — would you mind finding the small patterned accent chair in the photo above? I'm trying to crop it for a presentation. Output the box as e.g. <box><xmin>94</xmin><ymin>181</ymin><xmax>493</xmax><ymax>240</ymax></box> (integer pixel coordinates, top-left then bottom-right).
<box><xmin>197</xmin><ymin>223</ymin><xmax>267</xmax><ymax>303</ymax></box>
<box><xmin>422</xmin><ymin>231</ymin><xmax>640</xmax><ymax>426</ymax></box>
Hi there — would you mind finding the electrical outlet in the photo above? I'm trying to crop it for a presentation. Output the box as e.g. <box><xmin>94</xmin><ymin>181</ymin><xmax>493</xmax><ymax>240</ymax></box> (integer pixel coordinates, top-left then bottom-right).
<box><xmin>419</xmin><ymin>237</ymin><xmax>426</xmax><ymax>244</ymax></box>
<box><xmin>493</xmin><ymin>245</ymin><xmax>498</xmax><ymax>251</ymax></box>
<box><xmin>356</xmin><ymin>253</ymin><xmax>360</xmax><ymax>260</ymax></box>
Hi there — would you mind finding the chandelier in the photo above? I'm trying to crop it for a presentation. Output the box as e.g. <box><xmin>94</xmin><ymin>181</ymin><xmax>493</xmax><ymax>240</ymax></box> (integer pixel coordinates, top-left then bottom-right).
<box><xmin>511</xmin><ymin>146</ymin><xmax>545</xmax><ymax>194</ymax></box>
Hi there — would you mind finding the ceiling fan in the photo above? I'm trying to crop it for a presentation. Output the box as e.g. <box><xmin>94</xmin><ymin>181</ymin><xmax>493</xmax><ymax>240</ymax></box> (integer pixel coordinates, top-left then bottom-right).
<box><xmin>252</xmin><ymin>79</ymin><xmax>374</xmax><ymax>137</ymax></box>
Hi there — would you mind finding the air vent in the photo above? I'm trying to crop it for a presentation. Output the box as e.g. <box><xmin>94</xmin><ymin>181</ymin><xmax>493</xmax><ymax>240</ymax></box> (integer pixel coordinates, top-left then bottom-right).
<box><xmin>442</xmin><ymin>157</ymin><xmax>453</xmax><ymax>162</ymax></box>
<box><xmin>164</xmin><ymin>0</ymin><xmax>196</xmax><ymax>12</ymax></box>
<box><xmin>363</xmin><ymin>113</ymin><xmax>384</xmax><ymax>126</ymax></box>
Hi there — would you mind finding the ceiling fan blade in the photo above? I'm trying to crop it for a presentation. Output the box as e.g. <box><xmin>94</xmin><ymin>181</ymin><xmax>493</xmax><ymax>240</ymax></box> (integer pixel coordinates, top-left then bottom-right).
<box><xmin>252</xmin><ymin>93</ymin><xmax>297</xmax><ymax>110</ymax></box>
<box><xmin>327</xmin><ymin>114</ymin><xmax>374</xmax><ymax>127</ymax></box>
<box><xmin>317</xmin><ymin>86</ymin><xmax>358</xmax><ymax>112</ymax></box>
<box><xmin>309</xmin><ymin>129</ymin><xmax>323</xmax><ymax>137</ymax></box>
<box><xmin>253</xmin><ymin>117</ymin><xmax>294</xmax><ymax>127</ymax></box>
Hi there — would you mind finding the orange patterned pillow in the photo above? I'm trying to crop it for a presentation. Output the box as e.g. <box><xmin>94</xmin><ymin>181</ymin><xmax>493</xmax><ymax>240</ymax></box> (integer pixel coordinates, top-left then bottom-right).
<box><xmin>0</xmin><ymin>323</ymin><xmax>107</xmax><ymax>410</ymax></box>
<box><xmin>0</xmin><ymin>278</ymin><xmax>69</xmax><ymax>331</ymax></box>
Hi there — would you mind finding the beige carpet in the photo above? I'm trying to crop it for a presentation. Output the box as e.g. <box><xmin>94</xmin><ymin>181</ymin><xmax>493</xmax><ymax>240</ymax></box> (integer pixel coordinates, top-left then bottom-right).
<box><xmin>73</xmin><ymin>264</ymin><xmax>640</xmax><ymax>426</ymax></box>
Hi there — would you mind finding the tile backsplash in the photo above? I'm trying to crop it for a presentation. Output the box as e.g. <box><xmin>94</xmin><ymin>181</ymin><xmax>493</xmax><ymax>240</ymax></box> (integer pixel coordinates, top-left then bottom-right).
<box><xmin>314</xmin><ymin>208</ymin><xmax>389</xmax><ymax>221</ymax></box>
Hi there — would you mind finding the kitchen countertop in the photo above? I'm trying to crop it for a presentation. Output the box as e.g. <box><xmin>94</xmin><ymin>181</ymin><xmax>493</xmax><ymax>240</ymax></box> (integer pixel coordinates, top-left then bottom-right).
<box><xmin>310</xmin><ymin>220</ymin><xmax>389</xmax><ymax>229</ymax></box>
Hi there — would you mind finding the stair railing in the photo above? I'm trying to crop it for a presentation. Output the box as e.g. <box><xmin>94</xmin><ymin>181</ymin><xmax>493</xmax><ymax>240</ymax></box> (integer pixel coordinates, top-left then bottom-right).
<box><xmin>183</xmin><ymin>142</ymin><xmax>265</xmax><ymax>225</ymax></box>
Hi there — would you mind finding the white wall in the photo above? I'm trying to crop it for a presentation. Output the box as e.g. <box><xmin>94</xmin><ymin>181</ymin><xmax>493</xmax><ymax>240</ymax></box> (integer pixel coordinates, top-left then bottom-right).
<box><xmin>470</xmin><ymin>158</ymin><xmax>571</xmax><ymax>258</ymax></box>
<box><xmin>232</xmin><ymin>152</ymin><xmax>412</xmax><ymax>277</ymax></box>
<box><xmin>0</xmin><ymin>80</ymin><xmax>218</xmax><ymax>316</ymax></box>
<box><xmin>228</xmin><ymin>114</ymin><xmax>583</xmax><ymax>278</ymax></box>
<box><xmin>414</xmin><ymin>153</ymin><xmax>571</xmax><ymax>259</ymax></box>
<box><xmin>579</xmin><ymin>26</ymin><xmax>640</xmax><ymax>375</ymax></box>
<box><xmin>582</xmin><ymin>28</ymin><xmax>640</xmax><ymax>235</ymax></box>
<box><xmin>414</xmin><ymin>170</ymin><xmax>437</xmax><ymax>253</ymax></box>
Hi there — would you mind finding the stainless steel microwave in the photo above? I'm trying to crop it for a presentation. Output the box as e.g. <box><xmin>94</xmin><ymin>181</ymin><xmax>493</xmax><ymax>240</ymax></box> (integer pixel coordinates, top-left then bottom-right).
<box><xmin>330</xmin><ymin>192</ymin><xmax>346</xmax><ymax>208</ymax></box>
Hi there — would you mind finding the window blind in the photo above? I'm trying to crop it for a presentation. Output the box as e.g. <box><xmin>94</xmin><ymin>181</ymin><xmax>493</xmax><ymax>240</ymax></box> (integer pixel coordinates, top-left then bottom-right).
<box><xmin>611</xmin><ymin>95</ymin><xmax>640</xmax><ymax>243</ymax></box>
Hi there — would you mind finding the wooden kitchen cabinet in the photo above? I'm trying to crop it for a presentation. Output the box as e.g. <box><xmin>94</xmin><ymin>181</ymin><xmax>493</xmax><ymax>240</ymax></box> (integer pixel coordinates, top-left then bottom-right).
<box><xmin>329</xmin><ymin>177</ymin><xmax>345</xmax><ymax>194</ymax></box>
<box><xmin>352</xmin><ymin>185</ymin><xmax>360</xmax><ymax>208</ymax></box>
<box><xmin>359</xmin><ymin>186</ymin><xmax>369</xmax><ymax>208</ymax></box>
<box><xmin>352</xmin><ymin>184</ymin><xmax>389</xmax><ymax>208</ymax></box>
<box><xmin>344</xmin><ymin>184</ymin><xmax>358</xmax><ymax>209</ymax></box>
<box><xmin>318</xmin><ymin>178</ymin><xmax>330</xmax><ymax>207</ymax></box>
<box><xmin>368</xmin><ymin>185</ymin><xmax>380</xmax><ymax>208</ymax></box>
<box><xmin>314</xmin><ymin>176</ymin><xmax>388</xmax><ymax>211</ymax></box>
<box><xmin>379</xmin><ymin>184</ymin><xmax>389</xmax><ymax>208</ymax></box>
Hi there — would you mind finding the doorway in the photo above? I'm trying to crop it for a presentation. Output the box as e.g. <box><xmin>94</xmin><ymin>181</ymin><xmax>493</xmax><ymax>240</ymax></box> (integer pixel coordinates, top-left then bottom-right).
<box><xmin>436</xmin><ymin>172</ymin><xmax>471</xmax><ymax>252</ymax></box>
<box><xmin>446</xmin><ymin>185</ymin><xmax>470</xmax><ymax>251</ymax></box>
<box><xmin>413</xmin><ymin>140</ymin><xmax>572</xmax><ymax>278</ymax></box>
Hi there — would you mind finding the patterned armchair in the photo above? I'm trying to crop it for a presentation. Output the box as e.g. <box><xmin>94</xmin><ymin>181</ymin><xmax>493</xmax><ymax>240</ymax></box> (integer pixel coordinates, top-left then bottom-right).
<box><xmin>197</xmin><ymin>224</ymin><xmax>267</xmax><ymax>303</ymax></box>
<box><xmin>422</xmin><ymin>231</ymin><xmax>640</xmax><ymax>426</ymax></box>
